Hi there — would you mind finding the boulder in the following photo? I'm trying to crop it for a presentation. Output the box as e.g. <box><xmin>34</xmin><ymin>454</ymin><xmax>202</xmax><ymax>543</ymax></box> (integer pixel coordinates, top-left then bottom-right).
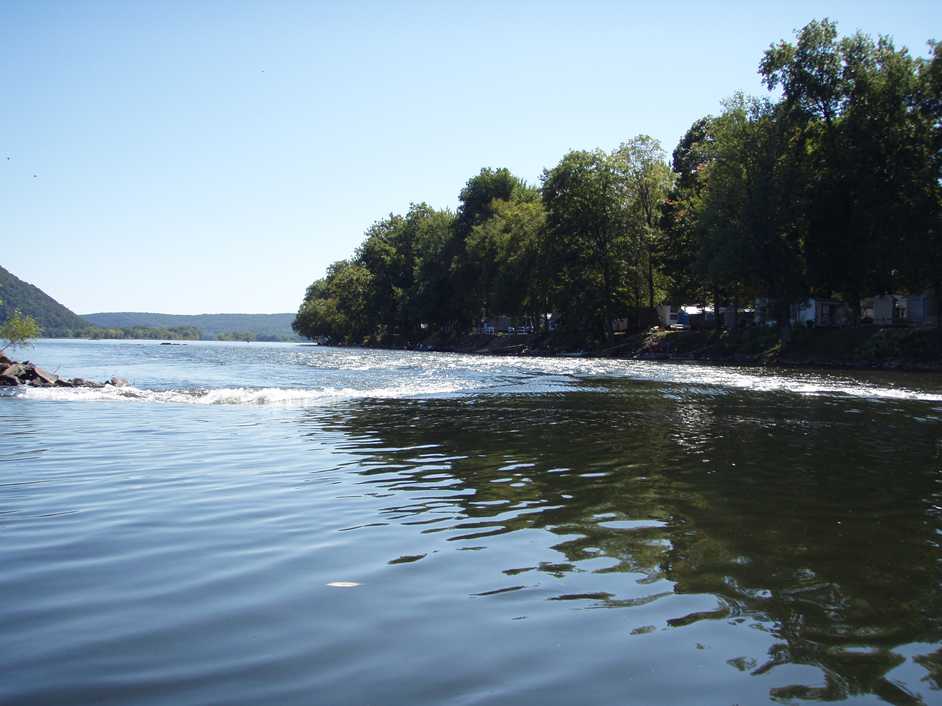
<box><xmin>1</xmin><ymin>363</ymin><xmax>26</xmax><ymax>380</ymax></box>
<box><xmin>108</xmin><ymin>377</ymin><xmax>129</xmax><ymax>387</ymax></box>
<box><xmin>54</xmin><ymin>378</ymin><xmax>75</xmax><ymax>388</ymax></box>
<box><xmin>0</xmin><ymin>355</ymin><xmax>11</xmax><ymax>367</ymax></box>
<box><xmin>32</xmin><ymin>366</ymin><xmax>59</xmax><ymax>385</ymax></box>
<box><xmin>0</xmin><ymin>374</ymin><xmax>20</xmax><ymax>386</ymax></box>
<box><xmin>72</xmin><ymin>378</ymin><xmax>103</xmax><ymax>388</ymax></box>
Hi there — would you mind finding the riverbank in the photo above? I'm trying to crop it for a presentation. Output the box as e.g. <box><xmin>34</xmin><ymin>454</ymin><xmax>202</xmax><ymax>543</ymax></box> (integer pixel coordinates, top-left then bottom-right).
<box><xmin>413</xmin><ymin>325</ymin><xmax>942</xmax><ymax>372</ymax></box>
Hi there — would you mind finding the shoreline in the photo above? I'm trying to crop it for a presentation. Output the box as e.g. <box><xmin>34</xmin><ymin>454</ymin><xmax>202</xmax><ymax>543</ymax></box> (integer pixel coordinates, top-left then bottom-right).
<box><xmin>360</xmin><ymin>325</ymin><xmax>942</xmax><ymax>374</ymax></box>
<box><xmin>16</xmin><ymin>327</ymin><xmax>942</xmax><ymax>377</ymax></box>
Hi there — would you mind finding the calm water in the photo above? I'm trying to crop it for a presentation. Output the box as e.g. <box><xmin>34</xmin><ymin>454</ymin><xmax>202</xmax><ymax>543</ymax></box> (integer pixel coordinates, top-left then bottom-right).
<box><xmin>2</xmin><ymin>339</ymin><xmax>942</xmax><ymax>705</ymax></box>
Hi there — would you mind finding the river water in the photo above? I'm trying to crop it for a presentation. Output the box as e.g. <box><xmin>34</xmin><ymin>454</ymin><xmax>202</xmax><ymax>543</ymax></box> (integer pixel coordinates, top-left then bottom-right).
<box><xmin>2</xmin><ymin>339</ymin><xmax>941</xmax><ymax>705</ymax></box>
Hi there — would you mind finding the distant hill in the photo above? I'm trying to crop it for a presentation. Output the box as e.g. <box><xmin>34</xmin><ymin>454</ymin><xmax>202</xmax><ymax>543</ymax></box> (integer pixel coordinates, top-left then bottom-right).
<box><xmin>0</xmin><ymin>265</ymin><xmax>301</xmax><ymax>341</ymax></box>
<box><xmin>81</xmin><ymin>312</ymin><xmax>302</xmax><ymax>341</ymax></box>
<box><xmin>0</xmin><ymin>265</ymin><xmax>92</xmax><ymax>336</ymax></box>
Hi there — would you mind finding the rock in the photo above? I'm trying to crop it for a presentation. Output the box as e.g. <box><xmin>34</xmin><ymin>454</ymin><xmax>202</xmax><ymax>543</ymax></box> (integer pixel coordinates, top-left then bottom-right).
<box><xmin>0</xmin><ymin>374</ymin><xmax>20</xmax><ymax>386</ymax></box>
<box><xmin>32</xmin><ymin>366</ymin><xmax>59</xmax><ymax>385</ymax></box>
<box><xmin>108</xmin><ymin>377</ymin><xmax>128</xmax><ymax>387</ymax></box>
<box><xmin>1</xmin><ymin>363</ymin><xmax>26</xmax><ymax>380</ymax></box>
<box><xmin>54</xmin><ymin>378</ymin><xmax>74</xmax><ymax>388</ymax></box>
<box><xmin>72</xmin><ymin>378</ymin><xmax>103</xmax><ymax>389</ymax></box>
<box><xmin>0</xmin><ymin>355</ymin><xmax>11</xmax><ymax>367</ymax></box>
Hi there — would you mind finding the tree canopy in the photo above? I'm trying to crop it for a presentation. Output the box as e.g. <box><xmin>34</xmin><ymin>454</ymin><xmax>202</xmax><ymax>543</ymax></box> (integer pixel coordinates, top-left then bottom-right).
<box><xmin>295</xmin><ymin>20</ymin><xmax>941</xmax><ymax>344</ymax></box>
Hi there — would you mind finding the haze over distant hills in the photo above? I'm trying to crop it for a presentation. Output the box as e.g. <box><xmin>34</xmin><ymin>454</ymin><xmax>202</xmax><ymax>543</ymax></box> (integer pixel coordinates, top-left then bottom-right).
<box><xmin>82</xmin><ymin>312</ymin><xmax>300</xmax><ymax>341</ymax></box>
<box><xmin>1</xmin><ymin>264</ymin><xmax>301</xmax><ymax>340</ymax></box>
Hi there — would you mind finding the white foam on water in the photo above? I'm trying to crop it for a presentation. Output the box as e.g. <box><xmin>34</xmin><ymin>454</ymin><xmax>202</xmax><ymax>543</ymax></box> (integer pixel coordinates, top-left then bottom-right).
<box><xmin>6</xmin><ymin>346</ymin><xmax>942</xmax><ymax>405</ymax></box>
<box><xmin>11</xmin><ymin>380</ymin><xmax>471</xmax><ymax>406</ymax></box>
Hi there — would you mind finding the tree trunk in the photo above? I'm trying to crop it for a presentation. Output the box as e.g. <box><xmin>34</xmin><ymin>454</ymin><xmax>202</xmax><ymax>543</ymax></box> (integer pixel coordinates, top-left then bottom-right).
<box><xmin>777</xmin><ymin>298</ymin><xmax>793</xmax><ymax>344</ymax></box>
<box><xmin>713</xmin><ymin>286</ymin><xmax>722</xmax><ymax>331</ymax></box>
<box><xmin>848</xmin><ymin>292</ymin><xmax>861</xmax><ymax>327</ymax></box>
<box><xmin>934</xmin><ymin>280</ymin><xmax>942</xmax><ymax>346</ymax></box>
<box><xmin>646</xmin><ymin>244</ymin><xmax>655</xmax><ymax>311</ymax></box>
<box><xmin>727</xmin><ymin>295</ymin><xmax>738</xmax><ymax>331</ymax></box>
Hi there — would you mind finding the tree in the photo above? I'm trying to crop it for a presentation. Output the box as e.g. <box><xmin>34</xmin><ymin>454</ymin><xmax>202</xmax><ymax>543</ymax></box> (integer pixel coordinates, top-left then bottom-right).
<box><xmin>661</xmin><ymin>117</ymin><xmax>715</xmax><ymax>307</ymax></box>
<box><xmin>760</xmin><ymin>19</ymin><xmax>940</xmax><ymax>316</ymax></box>
<box><xmin>452</xmin><ymin>168</ymin><xmax>532</xmax><ymax>329</ymax></box>
<box><xmin>467</xmin><ymin>194</ymin><xmax>547</xmax><ymax>324</ymax></box>
<box><xmin>0</xmin><ymin>309</ymin><xmax>41</xmax><ymax>352</ymax></box>
<box><xmin>292</xmin><ymin>260</ymin><xmax>376</xmax><ymax>343</ymax></box>
<box><xmin>542</xmin><ymin>149</ymin><xmax>631</xmax><ymax>340</ymax></box>
<box><xmin>613</xmin><ymin>135</ymin><xmax>673</xmax><ymax>310</ymax></box>
<box><xmin>406</xmin><ymin>205</ymin><xmax>458</xmax><ymax>332</ymax></box>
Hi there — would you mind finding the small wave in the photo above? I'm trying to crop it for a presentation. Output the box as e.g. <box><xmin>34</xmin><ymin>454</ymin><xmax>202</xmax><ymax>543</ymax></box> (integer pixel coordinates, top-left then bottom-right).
<box><xmin>12</xmin><ymin>381</ymin><xmax>470</xmax><ymax>406</ymax></box>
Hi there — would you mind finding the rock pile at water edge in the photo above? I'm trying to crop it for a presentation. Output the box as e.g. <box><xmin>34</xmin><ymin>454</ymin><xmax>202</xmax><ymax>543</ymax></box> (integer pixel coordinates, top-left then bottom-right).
<box><xmin>0</xmin><ymin>355</ymin><xmax>127</xmax><ymax>389</ymax></box>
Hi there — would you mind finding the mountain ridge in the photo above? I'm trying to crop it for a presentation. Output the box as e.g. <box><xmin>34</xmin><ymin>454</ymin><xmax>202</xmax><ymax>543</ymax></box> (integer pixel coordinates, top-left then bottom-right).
<box><xmin>1</xmin><ymin>264</ymin><xmax>301</xmax><ymax>340</ymax></box>
<box><xmin>81</xmin><ymin>312</ymin><xmax>301</xmax><ymax>340</ymax></box>
<box><xmin>0</xmin><ymin>265</ymin><xmax>91</xmax><ymax>336</ymax></box>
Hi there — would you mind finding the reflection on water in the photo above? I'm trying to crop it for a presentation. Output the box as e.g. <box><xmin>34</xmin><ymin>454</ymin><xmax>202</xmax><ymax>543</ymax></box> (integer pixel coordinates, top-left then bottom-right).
<box><xmin>302</xmin><ymin>382</ymin><xmax>942</xmax><ymax>704</ymax></box>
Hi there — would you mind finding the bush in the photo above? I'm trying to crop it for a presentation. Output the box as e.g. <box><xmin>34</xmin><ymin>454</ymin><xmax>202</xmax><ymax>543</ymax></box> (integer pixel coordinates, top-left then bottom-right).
<box><xmin>0</xmin><ymin>309</ymin><xmax>41</xmax><ymax>351</ymax></box>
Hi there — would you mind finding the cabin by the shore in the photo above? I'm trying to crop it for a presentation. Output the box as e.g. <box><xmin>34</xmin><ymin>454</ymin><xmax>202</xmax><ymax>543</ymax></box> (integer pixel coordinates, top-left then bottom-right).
<box><xmin>865</xmin><ymin>293</ymin><xmax>938</xmax><ymax>326</ymax></box>
<box><xmin>656</xmin><ymin>304</ymin><xmax>698</xmax><ymax>328</ymax></box>
<box><xmin>790</xmin><ymin>298</ymin><xmax>852</xmax><ymax>328</ymax></box>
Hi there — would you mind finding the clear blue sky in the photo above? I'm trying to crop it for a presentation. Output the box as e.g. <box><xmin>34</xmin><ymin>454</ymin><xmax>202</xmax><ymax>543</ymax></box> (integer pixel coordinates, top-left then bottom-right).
<box><xmin>2</xmin><ymin>0</ymin><xmax>939</xmax><ymax>315</ymax></box>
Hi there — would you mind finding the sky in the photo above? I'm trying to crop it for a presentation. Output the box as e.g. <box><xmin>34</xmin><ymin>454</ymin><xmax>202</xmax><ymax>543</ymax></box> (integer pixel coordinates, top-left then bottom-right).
<box><xmin>2</xmin><ymin>0</ymin><xmax>940</xmax><ymax>315</ymax></box>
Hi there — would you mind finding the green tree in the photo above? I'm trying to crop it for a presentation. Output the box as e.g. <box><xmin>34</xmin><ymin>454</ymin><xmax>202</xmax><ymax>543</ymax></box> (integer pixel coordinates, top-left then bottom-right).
<box><xmin>661</xmin><ymin>116</ymin><xmax>715</xmax><ymax>307</ymax></box>
<box><xmin>452</xmin><ymin>168</ymin><xmax>532</xmax><ymax>329</ymax></box>
<box><xmin>467</xmin><ymin>194</ymin><xmax>547</xmax><ymax>324</ymax></box>
<box><xmin>542</xmin><ymin>149</ymin><xmax>631</xmax><ymax>340</ymax></box>
<box><xmin>406</xmin><ymin>206</ymin><xmax>458</xmax><ymax>332</ymax></box>
<box><xmin>760</xmin><ymin>19</ymin><xmax>940</xmax><ymax>316</ymax></box>
<box><xmin>293</xmin><ymin>260</ymin><xmax>376</xmax><ymax>343</ymax></box>
<box><xmin>0</xmin><ymin>308</ymin><xmax>41</xmax><ymax>352</ymax></box>
<box><xmin>613</xmin><ymin>135</ymin><xmax>673</xmax><ymax>311</ymax></box>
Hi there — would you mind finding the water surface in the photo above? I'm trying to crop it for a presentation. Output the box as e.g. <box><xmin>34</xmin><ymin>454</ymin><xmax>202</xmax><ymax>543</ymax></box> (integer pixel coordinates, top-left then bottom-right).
<box><xmin>2</xmin><ymin>340</ymin><xmax>941</xmax><ymax>705</ymax></box>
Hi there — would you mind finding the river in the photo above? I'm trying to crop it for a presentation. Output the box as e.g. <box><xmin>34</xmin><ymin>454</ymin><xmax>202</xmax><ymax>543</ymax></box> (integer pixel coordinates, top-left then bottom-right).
<box><xmin>2</xmin><ymin>339</ymin><xmax>941</xmax><ymax>705</ymax></box>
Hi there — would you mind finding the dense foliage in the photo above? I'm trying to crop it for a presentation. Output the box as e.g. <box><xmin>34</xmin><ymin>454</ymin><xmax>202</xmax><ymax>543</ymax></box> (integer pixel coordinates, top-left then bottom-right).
<box><xmin>82</xmin><ymin>313</ymin><xmax>301</xmax><ymax>341</ymax></box>
<box><xmin>293</xmin><ymin>21</ymin><xmax>940</xmax><ymax>345</ymax></box>
<box><xmin>77</xmin><ymin>326</ymin><xmax>201</xmax><ymax>341</ymax></box>
<box><xmin>0</xmin><ymin>309</ymin><xmax>41</xmax><ymax>351</ymax></box>
<box><xmin>0</xmin><ymin>265</ymin><xmax>92</xmax><ymax>337</ymax></box>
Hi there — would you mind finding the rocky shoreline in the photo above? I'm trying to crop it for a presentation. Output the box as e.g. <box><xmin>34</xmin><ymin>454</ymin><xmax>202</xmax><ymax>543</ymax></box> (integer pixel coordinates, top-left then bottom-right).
<box><xmin>392</xmin><ymin>325</ymin><xmax>942</xmax><ymax>373</ymax></box>
<box><xmin>0</xmin><ymin>355</ymin><xmax>127</xmax><ymax>389</ymax></box>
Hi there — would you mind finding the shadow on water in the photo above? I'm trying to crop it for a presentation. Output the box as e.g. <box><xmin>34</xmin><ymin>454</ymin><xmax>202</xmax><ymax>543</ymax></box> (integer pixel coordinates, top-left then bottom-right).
<box><xmin>299</xmin><ymin>379</ymin><xmax>942</xmax><ymax>704</ymax></box>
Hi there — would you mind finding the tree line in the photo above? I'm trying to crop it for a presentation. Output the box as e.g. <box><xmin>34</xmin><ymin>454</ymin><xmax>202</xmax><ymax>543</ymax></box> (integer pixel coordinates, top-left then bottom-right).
<box><xmin>294</xmin><ymin>20</ymin><xmax>941</xmax><ymax>345</ymax></box>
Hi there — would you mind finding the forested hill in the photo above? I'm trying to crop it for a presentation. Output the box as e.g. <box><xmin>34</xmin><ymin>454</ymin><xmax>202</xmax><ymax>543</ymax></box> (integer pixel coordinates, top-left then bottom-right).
<box><xmin>0</xmin><ymin>265</ymin><xmax>91</xmax><ymax>337</ymax></box>
<box><xmin>82</xmin><ymin>312</ymin><xmax>301</xmax><ymax>341</ymax></box>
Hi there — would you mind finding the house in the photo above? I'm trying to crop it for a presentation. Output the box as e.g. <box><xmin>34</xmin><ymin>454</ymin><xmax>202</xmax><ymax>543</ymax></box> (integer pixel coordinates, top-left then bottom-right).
<box><xmin>870</xmin><ymin>292</ymin><xmax>938</xmax><ymax>325</ymax></box>
<box><xmin>897</xmin><ymin>292</ymin><xmax>939</xmax><ymax>324</ymax></box>
<box><xmin>656</xmin><ymin>304</ymin><xmax>678</xmax><ymax>327</ymax></box>
<box><xmin>479</xmin><ymin>315</ymin><xmax>512</xmax><ymax>335</ymax></box>
<box><xmin>791</xmin><ymin>298</ymin><xmax>852</xmax><ymax>328</ymax></box>
<box><xmin>754</xmin><ymin>298</ymin><xmax>779</xmax><ymax>327</ymax></box>
<box><xmin>657</xmin><ymin>304</ymin><xmax>693</xmax><ymax>329</ymax></box>
<box><xmin>871</xmin><ymin>295</ymin><xmax>900</xmax><ymax>325</ymax></box>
